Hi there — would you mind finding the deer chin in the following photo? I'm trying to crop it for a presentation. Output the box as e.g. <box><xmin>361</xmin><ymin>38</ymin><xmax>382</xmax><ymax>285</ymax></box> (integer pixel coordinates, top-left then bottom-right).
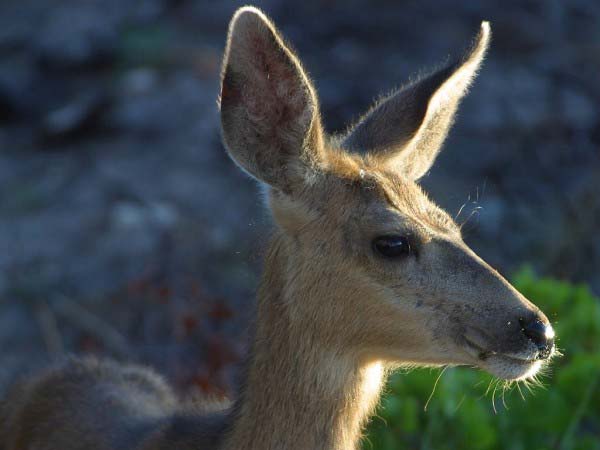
<box><xmin>462</xmin><ymin>336</ymin><xmax>547</xmax><ymax>381</ymax></box>
<box><xmin>479</xmin><ymin>352</ymin><xmax>544</xmax><ymax>381</ymax></box>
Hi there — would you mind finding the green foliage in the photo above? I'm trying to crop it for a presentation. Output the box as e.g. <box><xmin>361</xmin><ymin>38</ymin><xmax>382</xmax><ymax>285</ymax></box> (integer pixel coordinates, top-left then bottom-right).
<box><xmin>364</xmin><ymin>267</ymin><xmax>600</xmax><ymax>450</ymax></box>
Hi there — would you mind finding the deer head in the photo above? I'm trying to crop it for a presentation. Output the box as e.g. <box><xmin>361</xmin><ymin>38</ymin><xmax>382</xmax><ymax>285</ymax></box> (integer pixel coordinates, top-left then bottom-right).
<box><xmin>220</xmin><ymin>7</ymin><xmax>555</xmax><ymax>382</ymax></box>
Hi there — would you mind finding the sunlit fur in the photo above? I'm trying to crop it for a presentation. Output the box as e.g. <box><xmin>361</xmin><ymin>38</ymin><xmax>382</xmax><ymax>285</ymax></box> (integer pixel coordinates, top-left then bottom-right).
<box><xmin>0</xmin><ymin>6</ymin><xmax>555</xmax><ymax>450</ymax></box>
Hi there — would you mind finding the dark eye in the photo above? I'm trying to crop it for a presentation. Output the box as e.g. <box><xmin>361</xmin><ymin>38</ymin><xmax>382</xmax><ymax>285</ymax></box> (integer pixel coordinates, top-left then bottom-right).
<box><xmin>372</xmin><ymin>235</ymin><xmax>412</xmax><ymax>258</ymax></box>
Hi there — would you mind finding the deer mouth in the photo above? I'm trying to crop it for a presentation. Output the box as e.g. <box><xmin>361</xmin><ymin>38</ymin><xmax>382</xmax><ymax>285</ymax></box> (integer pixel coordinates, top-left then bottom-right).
<box><xmin>462</xmin><ymin>335</ymin><xmax>545</xmax><ymax>381</ymax></box>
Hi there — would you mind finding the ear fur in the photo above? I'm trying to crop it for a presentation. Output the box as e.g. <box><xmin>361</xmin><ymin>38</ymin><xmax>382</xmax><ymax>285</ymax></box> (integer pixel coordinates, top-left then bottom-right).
<box><xmin>220</xmin><ymin>7</ymin><xmax>324</xmax><ymax>192</ymax></box>
<box><xmin>342</xmin><ymin>22</ymin><xmax>491</xmax><ymax>180</ymax></box>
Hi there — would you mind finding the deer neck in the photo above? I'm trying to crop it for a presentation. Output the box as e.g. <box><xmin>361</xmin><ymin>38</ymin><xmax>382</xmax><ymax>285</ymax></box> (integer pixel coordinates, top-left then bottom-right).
<box><xmin>222</xmin><ymin>234</ymin><xmax>386</xmax><ymax>450</ymax></box>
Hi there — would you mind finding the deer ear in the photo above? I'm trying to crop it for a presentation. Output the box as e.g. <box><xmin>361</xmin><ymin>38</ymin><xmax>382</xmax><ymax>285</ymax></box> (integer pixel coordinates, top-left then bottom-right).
<box><xmin>220</xmin><ymin>7</ymin><xmax>324</xmax><ymax>192</ymax></box>
<box><xmin>341</xmin><ymin>22</ymin><xmax>490</xmax><ymax>180</ymax></box>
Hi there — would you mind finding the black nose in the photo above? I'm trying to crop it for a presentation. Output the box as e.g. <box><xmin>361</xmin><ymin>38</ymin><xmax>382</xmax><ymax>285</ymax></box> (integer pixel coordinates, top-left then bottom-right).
<box><xmin>519</xmin><ymin>316</ymin><xmax>555</xmax><ymax>359</ymax></box>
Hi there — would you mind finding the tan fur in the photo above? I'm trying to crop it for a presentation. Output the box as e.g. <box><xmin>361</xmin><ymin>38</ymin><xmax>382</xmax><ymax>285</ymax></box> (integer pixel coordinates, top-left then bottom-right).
<box><xmin>0</xmin><ymin>7</ymin><xmax>555</xmax><ymax>450</ymax></box>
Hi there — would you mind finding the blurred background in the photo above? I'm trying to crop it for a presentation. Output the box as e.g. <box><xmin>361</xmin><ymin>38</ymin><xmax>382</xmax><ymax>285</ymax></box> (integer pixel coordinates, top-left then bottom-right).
<box><xmin>0</xmin><ymin>0</ymin><xmax>599</xmax><ymax>449</ymax></box>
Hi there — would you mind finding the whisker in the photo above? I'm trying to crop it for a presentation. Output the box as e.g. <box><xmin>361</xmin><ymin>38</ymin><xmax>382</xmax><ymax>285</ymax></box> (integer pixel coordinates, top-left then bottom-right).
<box><xmin>459</xmin><ymin>206</ymin><xmax>483</xmax><ymax>230</ymax></box>
<box><xmin>516</xmin><ymin>382</ymin><xmax>526</xmax><ymax>401</ymax></box>
<box><xmin>483</xmin><ymin>377</ymin><xmax>495</xmax><ymax>398</ymax></box>
<box><xmin>491</xmin><ymin>380</ymin><xmax>499</xmax><ymax>414</ymax></box>
<box><xmin>501</xmin><ymin>381</ymin><xmax>509</xmax><ymax>411</ymax></box>
<box><xmin>523</xmin><ymin>380</ymin><xmax>535</xmax><ymax>395</ymax></box>
<box><xmin>453</xmin><ymin>394</ymin><xmax>467</xmax><ymax>413</ymax></box>
<box><xmin>424</xmin><ymin>366</ymin><xmax>448</xmax><ymax>412</ymax></box>
<box><xmin>455</xmin><ymin>201</ymin><xmax>468</xmax><ymax>220</ymax></box>
<box><xmin>473</xmin><ymin>379</ymin><xmax>486</xmax><ymax>389</ymax></box>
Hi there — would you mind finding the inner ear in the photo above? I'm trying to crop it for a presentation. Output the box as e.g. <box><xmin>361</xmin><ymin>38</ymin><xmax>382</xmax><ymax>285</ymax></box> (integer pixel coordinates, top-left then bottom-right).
<box><xmin>220</xmin><ymin>7</ymin><xmax>324</xmax><ymax>192</ymax></box>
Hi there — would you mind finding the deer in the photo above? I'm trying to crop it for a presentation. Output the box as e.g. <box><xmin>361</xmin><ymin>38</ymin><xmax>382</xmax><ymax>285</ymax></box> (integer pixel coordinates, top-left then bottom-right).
<box><xmin>0</xmin><ymin>6</ymin><xmax>556</xmax><ymax>450</ymax></box>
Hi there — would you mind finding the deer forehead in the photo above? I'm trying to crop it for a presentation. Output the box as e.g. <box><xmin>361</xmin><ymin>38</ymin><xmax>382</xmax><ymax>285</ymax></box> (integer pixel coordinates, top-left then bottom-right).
<box><xmin>272</xmin><ymin>155</ymin><xmax>459</xmax><ymax>241</ymax></box>
<box><xmin>349</xmin><ymin>177</ymin><xmax>459</xmax><ymax>239</ymax></box>
<box><xmin>368</xmin><ymin>171</ymin><xmax>459</xmax><ymax>236</ymax></box>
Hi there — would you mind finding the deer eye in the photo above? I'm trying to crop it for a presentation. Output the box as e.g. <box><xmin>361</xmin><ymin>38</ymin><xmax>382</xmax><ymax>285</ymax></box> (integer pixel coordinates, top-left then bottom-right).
<box><xmin>372</xmin><ymin>236</ymin><xmax>411</xmax><ymax>258</ymax></box>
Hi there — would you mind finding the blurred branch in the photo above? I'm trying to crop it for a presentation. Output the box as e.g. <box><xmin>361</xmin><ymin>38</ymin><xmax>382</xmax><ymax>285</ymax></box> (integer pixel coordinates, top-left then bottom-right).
<box><xmin>52</xmin><ymin>295</ymin><xmax>131</xmax><ymax>359</ymax></box>
<box><xmin>34</xmin><ymin>300</ymin><xmax>64</xmax><ymax>355</ymax></box>
<box><xmin>558</xmin><ymin>372</ymin><xmax>600</xmax><ymax>450</ymax></box>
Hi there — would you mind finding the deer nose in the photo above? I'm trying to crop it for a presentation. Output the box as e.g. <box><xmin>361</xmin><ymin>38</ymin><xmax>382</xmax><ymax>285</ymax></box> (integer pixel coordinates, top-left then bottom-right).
<box><xmin>519</xmin><ymin>316</ymin><xmax>555</xmax><ymax>359</ymax></box>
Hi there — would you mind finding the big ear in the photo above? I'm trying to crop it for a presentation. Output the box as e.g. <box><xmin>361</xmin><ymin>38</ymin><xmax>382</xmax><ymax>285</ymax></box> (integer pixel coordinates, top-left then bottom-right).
<box><xmin>341</xmin><ymin>22</ymin><xmax>491</xmax><ymax>180</ymax></box>
<box><xmin>219</xmin><ymin>7</ymin><xmax>324</xmax><ymax>192</ymax></box>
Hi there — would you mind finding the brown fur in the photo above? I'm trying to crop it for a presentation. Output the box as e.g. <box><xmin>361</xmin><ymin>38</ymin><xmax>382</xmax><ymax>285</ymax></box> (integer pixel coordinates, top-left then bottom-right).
<box><xmin>0</xmin><ymin>7</ymin><xmax>554</xmax><ymax>450</ymax></box>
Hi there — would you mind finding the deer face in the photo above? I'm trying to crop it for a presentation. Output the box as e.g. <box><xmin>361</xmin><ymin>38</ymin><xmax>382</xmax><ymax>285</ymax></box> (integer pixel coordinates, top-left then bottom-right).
<box><xmin>220</xmin><ymin>7</ymin><xmax>555</xmax><ymax>381</ymax></box>
<box><xmin>317</xmin><ymin>168</ymin><xmax>554</xmax><ymax>381</ymax></box>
